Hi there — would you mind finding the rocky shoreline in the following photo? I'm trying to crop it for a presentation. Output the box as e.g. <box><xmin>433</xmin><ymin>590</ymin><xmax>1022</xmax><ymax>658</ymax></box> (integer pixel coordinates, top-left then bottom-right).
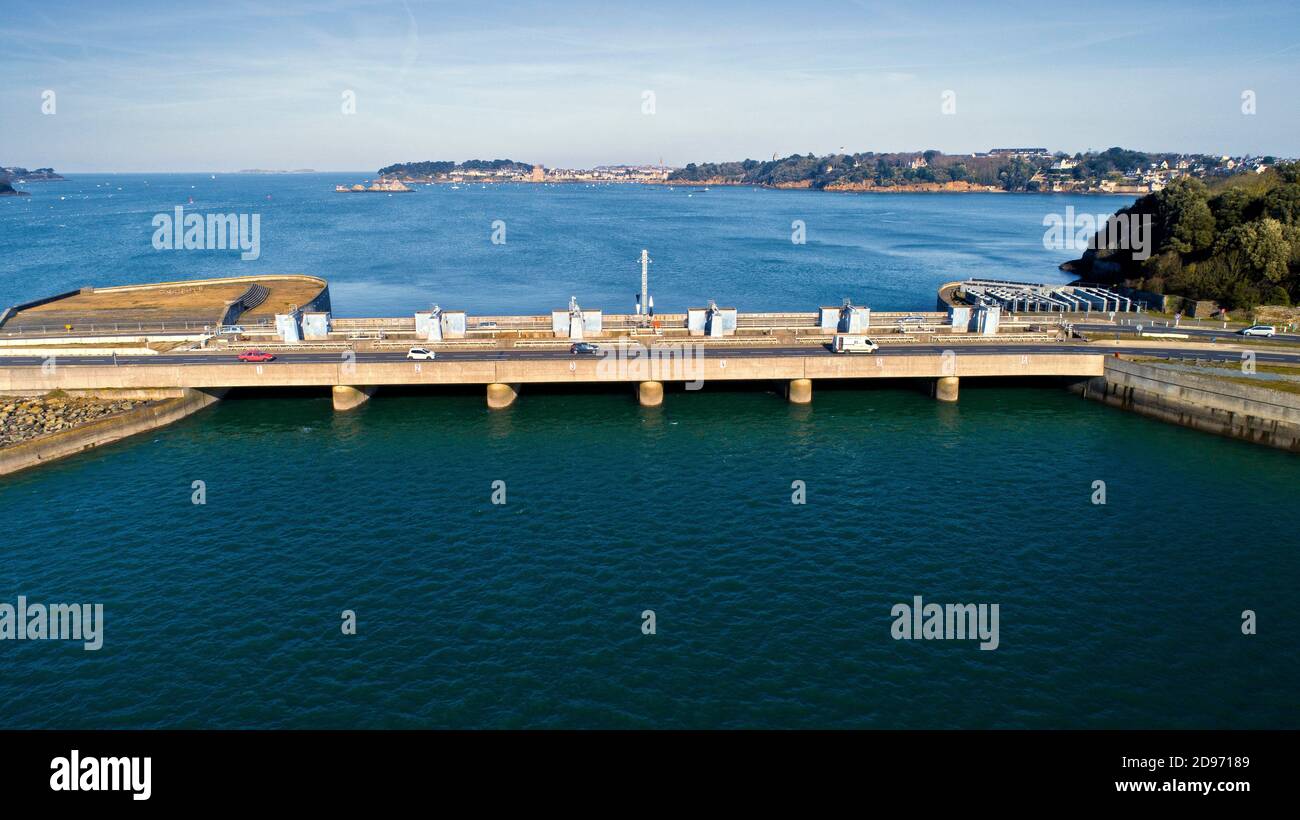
<box><xmin>0</xmin><ymin>394</ymin><xmax>146</xmax><ymax>448</ymax></box>
<box><xmin>654</xmin><ymin>177</ymin><xmax>1006</xmax><ymax>193</ymax></box>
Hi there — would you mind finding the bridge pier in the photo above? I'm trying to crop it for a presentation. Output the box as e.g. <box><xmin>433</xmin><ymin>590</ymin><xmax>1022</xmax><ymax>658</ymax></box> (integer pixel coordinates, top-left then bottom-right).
<box><xmin>332</xmin><ymin>385</ymin><xmax>377</xmax><ymax>411</ymax></box>
<box><xmin>637</xmin><ymin>380</ymin><xmax>664</xmax><ymax>407</ymax></box>
<box><xmin>786</xmin><ymin>378</ymin><xmax>812</xmax><ymax>404</ymax></box>
<box><xmin>933</xmin><ymin>376</ymin><xmax>959</xmax><ymax>402</ymax></box>
<box><xmin>486</xmin><ymin>382</ymin><xmax>520</xmax><ymax>410</ymax></box>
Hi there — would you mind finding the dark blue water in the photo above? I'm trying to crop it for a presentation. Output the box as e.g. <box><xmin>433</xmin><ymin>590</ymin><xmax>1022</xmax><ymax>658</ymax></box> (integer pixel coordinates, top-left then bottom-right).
<box><xmin>1</xmin><ymin>177</ymin><xmax>1296</xmax><ymax>728</ymax></box>
<box><xmin>0</xmin><ymin>174</ymin><xmax>1115</xmax><ymax>315</ymax></box>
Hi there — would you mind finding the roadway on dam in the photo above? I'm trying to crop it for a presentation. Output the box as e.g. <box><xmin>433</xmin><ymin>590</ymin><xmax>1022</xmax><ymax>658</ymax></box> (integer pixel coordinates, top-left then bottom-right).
<box><xmin>1072</xmin><ymin>322</ymin><xmax>1300</xmax><ymax>344</ymax></box>
<box><xmin>4</xmin><ymin>343</ymin><xmax>1300</xmax><ymax>367</ymax></box>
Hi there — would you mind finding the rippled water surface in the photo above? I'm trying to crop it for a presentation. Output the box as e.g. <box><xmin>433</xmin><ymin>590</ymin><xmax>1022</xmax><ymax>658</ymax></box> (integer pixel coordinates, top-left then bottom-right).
<box><xmin>0</xmin><ymin>178</ymin><xmax>1296</xmax><ymax>728</ymax></box>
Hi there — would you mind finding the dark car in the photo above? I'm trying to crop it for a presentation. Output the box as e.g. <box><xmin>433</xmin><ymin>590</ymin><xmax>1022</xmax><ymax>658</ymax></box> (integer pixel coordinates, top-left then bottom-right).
<box><xmin>570</xmin><ymin>342</ymin><xmax>600</xmax><ymax>354</ymax></box>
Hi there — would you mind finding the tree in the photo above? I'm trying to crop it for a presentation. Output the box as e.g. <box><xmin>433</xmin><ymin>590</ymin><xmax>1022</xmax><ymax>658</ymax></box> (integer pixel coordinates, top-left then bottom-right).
<box><xmin>1155</xmin><ymin>177</ymin><xmax>1215</xmax><ymax>255</ymax></box>
<box><xmin>1216</xmin><ymin>218</ymin><xmax>1291</xmax><ymax>283</ymax></box>
<box><xmin>1263</xmin><ymin>183</ymin><xmax>1300</xmax><ymax>225</ymax></box>
<box><xmin>1209</xmin><ymin>187</ymin><xmax>1256</xmax><ymax>232</ymax></box>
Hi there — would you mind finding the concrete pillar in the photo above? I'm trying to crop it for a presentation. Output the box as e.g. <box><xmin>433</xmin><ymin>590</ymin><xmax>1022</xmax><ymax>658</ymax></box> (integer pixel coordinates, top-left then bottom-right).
<box><xmin>934</xmin><ymin>376</ymin><xmax>959</xmax><ymax>402</ymax></box>
<box><xmin>332</xmin><ymin>385</ymin><xmax>376</xmax><ymax>411</ymax></box>
<box><xmin>787</xmin><ymin>378</ymin><xmax>812</xmax><ymax>404</ymax></box>
<box><xmin>486</xmin><ymin>382</ymin><xmax>520</xmax><ymax>410</ymax></box>
<box><xmin>638</xmin><ymin>380</ymin><xmax>664</xmax><ymax>407</ymax></box>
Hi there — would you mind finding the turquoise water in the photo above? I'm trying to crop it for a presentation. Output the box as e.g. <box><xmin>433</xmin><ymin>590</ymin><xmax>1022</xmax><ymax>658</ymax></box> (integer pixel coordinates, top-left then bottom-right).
<box><xmin>1</xmin><ymin>177</ymin><xmax>1297</xmax><ymax>728</ymax></box>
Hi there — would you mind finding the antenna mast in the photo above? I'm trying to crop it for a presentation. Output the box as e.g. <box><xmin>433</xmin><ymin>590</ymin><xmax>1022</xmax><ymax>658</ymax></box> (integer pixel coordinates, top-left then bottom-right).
<box><xmin>638</xmin><ymin>249</ymin><xmax>652</xmax><ymax>324</ymax></box>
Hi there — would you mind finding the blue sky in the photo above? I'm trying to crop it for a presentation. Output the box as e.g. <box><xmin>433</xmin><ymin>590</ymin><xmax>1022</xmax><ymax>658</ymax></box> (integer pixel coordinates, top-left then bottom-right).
<box><xmin>2</xmin><ymin>0</ymin><xmax>1298</xmax><ymax>171</ymax></box>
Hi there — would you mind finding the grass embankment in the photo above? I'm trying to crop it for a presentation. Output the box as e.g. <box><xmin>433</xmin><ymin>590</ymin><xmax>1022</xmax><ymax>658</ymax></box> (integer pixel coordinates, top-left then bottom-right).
<box><xmin>1131</xmin><ymin>357</ymin><xmax>1300</xmax><ymax>395</ymax></box>
<box><xmin>0</xmin><ymin>340</ymin><xmax>185</xmax><ymax>352</ymax></box>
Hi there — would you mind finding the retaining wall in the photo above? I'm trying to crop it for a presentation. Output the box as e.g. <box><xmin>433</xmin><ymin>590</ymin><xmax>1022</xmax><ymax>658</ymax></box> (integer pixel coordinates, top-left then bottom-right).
<box><xmin>0</xmin><ymin>387</ymin><xmax>225</xmax><ymax>476</ymax></box>
<box><xmin>1073</xmin><ymin>357</ymin><xmax>1300</xmax><ymax>451</ymax></box>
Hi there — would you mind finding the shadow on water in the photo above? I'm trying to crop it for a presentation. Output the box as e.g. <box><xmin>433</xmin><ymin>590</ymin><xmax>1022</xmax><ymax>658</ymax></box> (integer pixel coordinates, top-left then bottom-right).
<box><xmin>213</xmin><ymin>376</ymin><xmax>1092</xmax><ymax>410</ymax></box>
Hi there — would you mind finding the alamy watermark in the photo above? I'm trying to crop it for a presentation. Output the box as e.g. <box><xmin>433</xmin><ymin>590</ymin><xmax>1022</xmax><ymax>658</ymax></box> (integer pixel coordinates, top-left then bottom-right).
<box><xmin>0</xmin><ymin>595</ymin><xmax>103</xmax><ymax>650</ymax></box>
<box><xmin>1042</xmin><ymin>206</ymin><xmax>1151</xmax><ymax>261</ymax></box>
<box><xmin>50</xmin><ymin>750</ymin><xmax>150</xmax><ymax>801</ymax></box>
<box><xmin>595</xmin><ymin>340</ymin><xmax>705</xmax><ymax>390</ymax></box>
<box><xmin>152</xmin><ymin>206</ymin><xmax>261</xmax><ymax>260</ymax></box>
<box><xmin>891</xmin><ymin>595</ymin><xmax>999</xmax><ymax>650</ymax></box>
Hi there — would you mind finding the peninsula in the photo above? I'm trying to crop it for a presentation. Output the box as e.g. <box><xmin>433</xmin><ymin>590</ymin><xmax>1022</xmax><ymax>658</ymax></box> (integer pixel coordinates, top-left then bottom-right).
<box><xmin>669</xmin><ymin>148</ymin><xmax>1281</xmax><ymax>194</ymax></box>
<box><xmin>375</xmin><ymin>159</ymin><xmax>671</xmax><ymax>184</ymax></box>
<box><xmin>0</xmin><ymin>166</ymin><xmax>64</xmax><ymax>183</ymax></box>
<box><xmin>1065</xmin><ymin>161</ymin><xmax>1300</xmax><ymax>315</ymax></box>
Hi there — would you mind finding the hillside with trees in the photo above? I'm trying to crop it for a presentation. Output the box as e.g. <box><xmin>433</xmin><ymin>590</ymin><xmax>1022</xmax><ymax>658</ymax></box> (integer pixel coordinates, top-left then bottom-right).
<box><xmin>1066</xmin><ymin>164</ymin><xmax>1300</xmax><ymax>309</ymax></box>
<box><xmin>0</xmin><ymin>166</ymin><xmax>64</xmax><ymax>182</ymax></box>
<box><xmin>670</xmin><ymin>151</ymin><xmax>1002</xmax><ymax>189</ymax></box>
<box><xmin>377</xmin><ymin>159</ymin><xmax>532</xmax><ymax>178</ymax></box>
<box><xmin>668</xmin><ymin>148</ymin><xmax>1267</xmax><ymax>192</ymax></box>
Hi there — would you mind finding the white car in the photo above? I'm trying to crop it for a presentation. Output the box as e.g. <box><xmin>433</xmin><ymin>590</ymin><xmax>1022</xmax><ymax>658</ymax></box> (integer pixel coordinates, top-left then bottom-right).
<box><xmin>406</xmin><ymin>347</ymin><xmax>436</xmax><ymax>360</ymax></box>
<box><xmin>1240</xmin><ymin>325</ymin><xmax>1277</xmax><ymax>338</ymax></box>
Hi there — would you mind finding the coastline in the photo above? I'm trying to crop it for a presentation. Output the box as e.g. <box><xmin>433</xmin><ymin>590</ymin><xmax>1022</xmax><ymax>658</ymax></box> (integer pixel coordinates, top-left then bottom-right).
<box><xmin>374</xmin><ymin>177</ymin><xmax>1142</xmax><ymax>194</ymax></box>
<box><xmin>0</xmin><ymin>388</ymin><xmax>225</xmax><ymax>476</ymax></box>
<box><xmin>1073</xmin><ymin>357</ymin><xmax>1300</xmax><ymax>451</ymax></box>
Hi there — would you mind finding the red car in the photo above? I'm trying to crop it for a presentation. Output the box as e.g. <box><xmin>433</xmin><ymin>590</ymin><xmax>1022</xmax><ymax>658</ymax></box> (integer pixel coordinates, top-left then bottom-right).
<box><xmin>237</xmin><ymin>350</ymin><xmax>275</xmax><ymax>363</ymax></box>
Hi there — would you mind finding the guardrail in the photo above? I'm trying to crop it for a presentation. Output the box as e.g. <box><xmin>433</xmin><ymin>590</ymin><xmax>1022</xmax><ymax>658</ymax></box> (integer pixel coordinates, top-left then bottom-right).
<box><xmin>192</xmin><ymin>342</ymin><xmax>354</xmax><ymax>353</ymax></box>
<box><xmin>372</xmin><ymin>340</ymin><xmax>499</xmax><ymax>350</ymax></box>
<box><xmin>0</xmin><ymin>320</ymin><xmax>275</xmax><ymax>336</ymax></box>
<box><xmin>332</xmin><ymin>318</ymin><xmax>417</xmax><ymax>330</ymax></box>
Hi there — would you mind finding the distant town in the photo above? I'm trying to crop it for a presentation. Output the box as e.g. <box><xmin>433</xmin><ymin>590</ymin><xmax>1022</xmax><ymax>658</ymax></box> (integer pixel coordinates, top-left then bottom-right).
<box><xmin>361</xmin><ymin>149</ymin><xmax>1286</xmax><ymax>194</ymax></box>
<box><xmin>368</xmin><ymin>159</ymin><xmax>672</xmax><ymax>188</ymax></box>
<box><xmin>666</xmin><ymin>147</ymin><xmax>1287</xmax><ymax>194</ymax></box>
<box><xmin>0</xmin><ymin>151</ymin><xmax>1285</xmax><ymax>197</ymax></box>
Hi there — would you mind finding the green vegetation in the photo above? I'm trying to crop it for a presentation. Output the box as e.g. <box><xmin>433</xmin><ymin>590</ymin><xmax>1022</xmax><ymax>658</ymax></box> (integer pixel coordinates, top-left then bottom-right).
<box><xmin>377</xmin><ymin>159</ymin><xmax>532</xmax><ymax>178</ymax></box>
<box><xmin>667</xmin><ymin>147</ymin><xmax>1253</xmax><ymax>192</ymax></box>
<box><xmin>671</xmin><ymin>152</ymin><xmax>995</xmax><ymax>188</ymax></box>
<box><xmin>1071</xmin><ymin>163</ymin><xmax>1300</xmax><ymax>310</ymax></box>
<box><xmin>1131</xmin><ymin>358</ymin><xmax>1300</xmax><ymax>395</ymax></box>
<box><xmin>0</xmin><ymin>166</ymin><xmax>63</xmax><ymax>182</ymax></box>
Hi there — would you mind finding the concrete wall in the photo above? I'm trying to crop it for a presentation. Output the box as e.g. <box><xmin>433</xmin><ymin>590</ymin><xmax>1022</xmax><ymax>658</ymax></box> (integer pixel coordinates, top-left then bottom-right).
<box><xmin>0</xmin><ymin>334</ymin><xmax>201</xmax><ymax>346</ymax></box>
<box><xmin>0</xmin><ymin>352</ymin><xmax>1105</xmax><ymax>393</ymax></box>
<box><xmin>0</xmin><ymin>289</ymin><xmax>84</xmax><ymax>330</ymax></box>
<box><xmin>0</xmin><ymin>347</ymin><xmax>158</xmax><ymax>357</ymax></box>
<box><xmin>1074</xmin><ymin>357</ymin><xmax>1300</xmax><ymax>451</ymax></box>
<box><xmin>0</xmin><ymin>387</ymin><xmax>225</xmax><ymax>476</ymax></box>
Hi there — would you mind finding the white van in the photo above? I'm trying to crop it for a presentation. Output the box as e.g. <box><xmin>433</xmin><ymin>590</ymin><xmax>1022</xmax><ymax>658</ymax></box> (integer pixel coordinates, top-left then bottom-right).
<box><xmin>832</xmin><ymin>335</ymin><xmax>879</xmax><ymax>354</ymax></box>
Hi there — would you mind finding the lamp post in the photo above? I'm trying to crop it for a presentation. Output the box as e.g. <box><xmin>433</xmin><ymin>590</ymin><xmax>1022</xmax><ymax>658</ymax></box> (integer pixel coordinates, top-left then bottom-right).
<box><xmin>636</xmin><ymin>249</ymin><xmax>653</xmax><ymax>325</ymax></box>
